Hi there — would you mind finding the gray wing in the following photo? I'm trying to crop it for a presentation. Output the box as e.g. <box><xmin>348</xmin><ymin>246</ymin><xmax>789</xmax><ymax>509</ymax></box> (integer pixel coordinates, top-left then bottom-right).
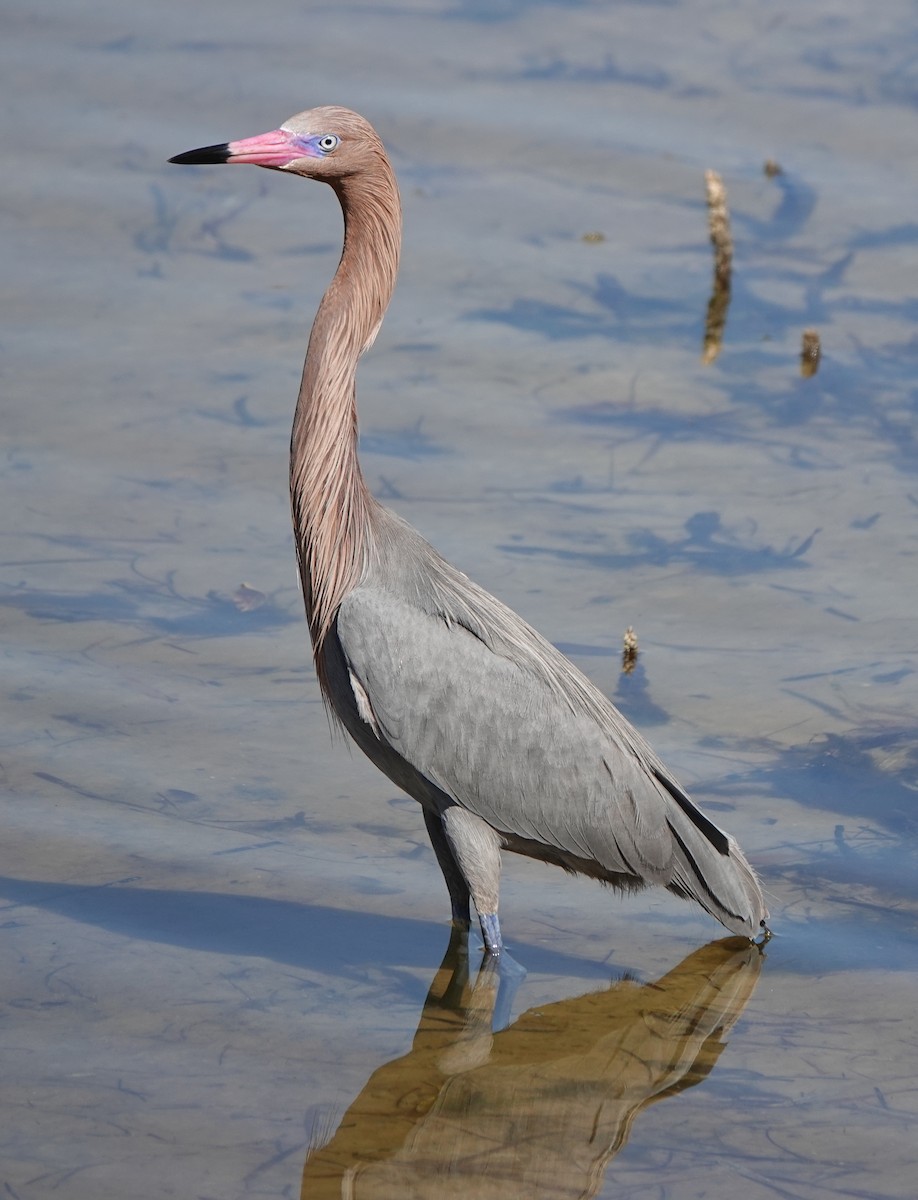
<box><xmin>334</xmin><ymin>557</ymin><xmax>764</xmax><ymax>936</ymax></box>
<box><xmin>338</xmin><ymin>586</ymin><xmax>673</xmax><ymax>875</ymax></box>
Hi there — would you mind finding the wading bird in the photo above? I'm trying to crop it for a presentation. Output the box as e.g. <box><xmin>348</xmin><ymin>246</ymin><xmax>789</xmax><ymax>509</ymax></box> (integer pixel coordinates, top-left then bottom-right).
<box><xmin>170</xmin><ymin>107</ymin><xmax>768</xmax><ymax>954</ymax></box>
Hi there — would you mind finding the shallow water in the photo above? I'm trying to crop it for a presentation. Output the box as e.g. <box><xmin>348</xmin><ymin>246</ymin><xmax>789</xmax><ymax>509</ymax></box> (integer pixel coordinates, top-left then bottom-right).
<box><xmin>3</xmin><ymin>1</ymin><xmax>918</xmax><ymax>1196</ymax></box>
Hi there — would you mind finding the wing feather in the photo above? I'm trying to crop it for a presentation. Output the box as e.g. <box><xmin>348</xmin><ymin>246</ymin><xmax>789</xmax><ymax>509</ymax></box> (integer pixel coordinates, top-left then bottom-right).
<box><xmin>330</xmin><ymin>516</ymin><xmax>765</xmax><ymax>936</ymax></box>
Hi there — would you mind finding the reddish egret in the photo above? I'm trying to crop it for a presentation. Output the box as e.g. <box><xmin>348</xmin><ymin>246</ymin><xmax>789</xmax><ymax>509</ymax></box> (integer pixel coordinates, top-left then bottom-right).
<box><xmin>170</xmin><ymin>107</ymin><xmax>768</xmax><ymax>953</ymax></box>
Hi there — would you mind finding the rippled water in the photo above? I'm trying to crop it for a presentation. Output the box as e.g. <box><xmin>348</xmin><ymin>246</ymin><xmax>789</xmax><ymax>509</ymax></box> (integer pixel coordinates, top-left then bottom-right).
<box><xmin>3</xmin><ymin>1</ymin><xmax>918</xmax><ymax>1196</ymax></box>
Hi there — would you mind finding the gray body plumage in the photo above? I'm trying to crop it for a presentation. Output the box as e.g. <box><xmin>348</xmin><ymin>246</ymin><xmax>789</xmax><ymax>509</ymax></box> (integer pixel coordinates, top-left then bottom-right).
<box><xmin>326</xmin><ymin>505</ymin><xmax>765</xmax><ymax>941</ymax></box>
<box><xmin>170</xmin><ymin>105</ymin><xmax>768</xmax><ymax>952</ymax></box>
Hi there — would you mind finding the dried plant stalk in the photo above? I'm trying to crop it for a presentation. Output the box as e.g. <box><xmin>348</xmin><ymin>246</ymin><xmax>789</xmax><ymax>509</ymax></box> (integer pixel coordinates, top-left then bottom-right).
<box><xmin>621</xmin><ymin>626</ymin><xmax>639</xmax><ymax>675</ymax></box>
<box><xmin>800</xmin><ymin>328</ymin><xmax>821</xmax><ymax>378</ymax></box>
<box><xmin>705</xmin><ymin>170</ymin><xmax>733</xmax><ymax>285</ymax></box>
<box><xmin>702</xmin><ymin>169</ymin><xmax>733</xmax><ymax>364</ymax></box>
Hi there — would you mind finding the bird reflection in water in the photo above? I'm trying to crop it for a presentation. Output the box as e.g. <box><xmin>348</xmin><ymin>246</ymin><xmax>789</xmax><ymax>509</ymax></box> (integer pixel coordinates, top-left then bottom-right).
<box><xmin>300</xmin><ymin>933</ymin><xmax>763</xmax><ymax>1197</ymax></box>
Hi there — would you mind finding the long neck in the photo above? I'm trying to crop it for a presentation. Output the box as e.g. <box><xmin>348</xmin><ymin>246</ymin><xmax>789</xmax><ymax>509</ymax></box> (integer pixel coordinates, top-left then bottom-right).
<box><xmin>290</xmin><ymin>162</ymin><xmax>401</xmax><ymax>658</ymax></box>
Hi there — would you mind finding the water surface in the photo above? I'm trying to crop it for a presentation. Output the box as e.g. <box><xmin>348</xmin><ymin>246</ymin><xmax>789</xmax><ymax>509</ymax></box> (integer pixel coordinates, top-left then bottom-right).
<box><xmin>3</xmin><ymin>1</ymin><xmax>918</xmax><ymax>1196</ymax></box>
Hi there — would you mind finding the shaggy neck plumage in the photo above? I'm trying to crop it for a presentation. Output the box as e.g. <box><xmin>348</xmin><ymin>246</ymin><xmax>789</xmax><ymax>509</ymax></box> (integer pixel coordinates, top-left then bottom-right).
<box><xmin>290</xmin><ymin>160</ymin><xmax>402</xmax><ymax>667</ymax></box>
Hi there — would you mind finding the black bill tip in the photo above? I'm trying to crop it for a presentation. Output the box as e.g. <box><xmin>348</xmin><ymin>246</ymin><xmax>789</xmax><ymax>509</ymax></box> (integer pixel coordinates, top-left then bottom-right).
<box><xmin>168</xmin><ymin>143</ymin><xmax>231</xmax><ymax>166</ymax></box>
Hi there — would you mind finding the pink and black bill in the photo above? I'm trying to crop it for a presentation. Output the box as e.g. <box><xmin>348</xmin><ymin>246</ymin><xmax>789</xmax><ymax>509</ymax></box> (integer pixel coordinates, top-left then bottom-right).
<box><xmin>169</xmin><ymin>129</ymin><xmax>324</xmax><ymax>169</ymax></box>
<box><xmin>168</xmin><ymin>143</ymin><xmax>231</xmax><ymax>165</ymax></box>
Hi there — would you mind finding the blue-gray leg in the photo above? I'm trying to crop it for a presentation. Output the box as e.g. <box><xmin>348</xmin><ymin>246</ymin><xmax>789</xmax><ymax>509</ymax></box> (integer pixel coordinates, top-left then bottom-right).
<box><xmin>479</xmin><ymin>912</ymin><xmax>503</xmax><ymax>955</ymax></box>
<box><xmin>440</xmin><ymin>806</ymin><xmax>504</xmax><ymax>955</ymax></box>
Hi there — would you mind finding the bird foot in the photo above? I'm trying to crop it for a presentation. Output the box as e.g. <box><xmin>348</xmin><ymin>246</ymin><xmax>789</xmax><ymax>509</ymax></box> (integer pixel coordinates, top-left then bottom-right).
<box><xmin>753</xmin><ymin>921</ymin><xmax>773</xmax><ymax>949</ymax></box>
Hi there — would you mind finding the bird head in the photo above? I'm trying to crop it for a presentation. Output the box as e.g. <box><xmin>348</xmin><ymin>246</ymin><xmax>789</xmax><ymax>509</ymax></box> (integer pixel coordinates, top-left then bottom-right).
<box><xmin>168</xmin><ymin>105</ymin><xmax>385</xmax><ymax>182</ymax></box>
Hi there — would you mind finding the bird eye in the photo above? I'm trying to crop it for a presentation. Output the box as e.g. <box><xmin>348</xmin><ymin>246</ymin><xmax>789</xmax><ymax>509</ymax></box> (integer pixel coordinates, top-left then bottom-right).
<box><xmin>316</xmin><ymin>134</ymin><xmax>340</xmax><ymax>154</ymax></box>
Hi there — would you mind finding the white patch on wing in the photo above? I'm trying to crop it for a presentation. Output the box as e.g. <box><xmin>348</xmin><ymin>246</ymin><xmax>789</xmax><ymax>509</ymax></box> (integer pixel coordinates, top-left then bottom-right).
<box><xmin>348</xmin><ymin>668</ymin><xmax>381</xmax><ymax>737</ymax></box>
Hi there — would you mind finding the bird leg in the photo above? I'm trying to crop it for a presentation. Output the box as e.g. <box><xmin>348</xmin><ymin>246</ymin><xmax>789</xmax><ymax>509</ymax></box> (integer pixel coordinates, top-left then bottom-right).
<box><xmin>439</xmin><ymin>806</ymin><xmax>504</xmax><ymax>955</ymax></box>
<box><xmin>423</xmin><ymin>806</ymin><xmax>471</xmax><ymax>926</ymax></box>
<box><xmin>478</xmin><ymin>914</ymin><xmax>503</xmax><ymax>956</ymax></box>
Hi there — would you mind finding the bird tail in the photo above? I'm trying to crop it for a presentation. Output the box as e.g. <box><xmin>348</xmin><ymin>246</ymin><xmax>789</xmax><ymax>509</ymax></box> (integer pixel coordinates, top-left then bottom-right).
<box><xmin>654</xmin><ymin>769</ymin><xmax>768</xmax><ymax>939</ymax></box>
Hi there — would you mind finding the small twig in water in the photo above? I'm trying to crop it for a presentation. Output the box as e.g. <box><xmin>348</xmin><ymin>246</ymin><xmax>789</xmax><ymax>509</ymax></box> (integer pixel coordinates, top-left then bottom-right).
<box><xmin>800</xmin><ymin>328</ymin><xmax>821</xmax><ymax>378</ymax></box>
<box><xmin>621</xmin><ymin>626</ymin><xmax>639</xmax><ymax>675</ymax></box>
<box><xmin>702</xmin><ymin>169</ymin><xmax>732</xmax><ymax>364</ymax></box>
